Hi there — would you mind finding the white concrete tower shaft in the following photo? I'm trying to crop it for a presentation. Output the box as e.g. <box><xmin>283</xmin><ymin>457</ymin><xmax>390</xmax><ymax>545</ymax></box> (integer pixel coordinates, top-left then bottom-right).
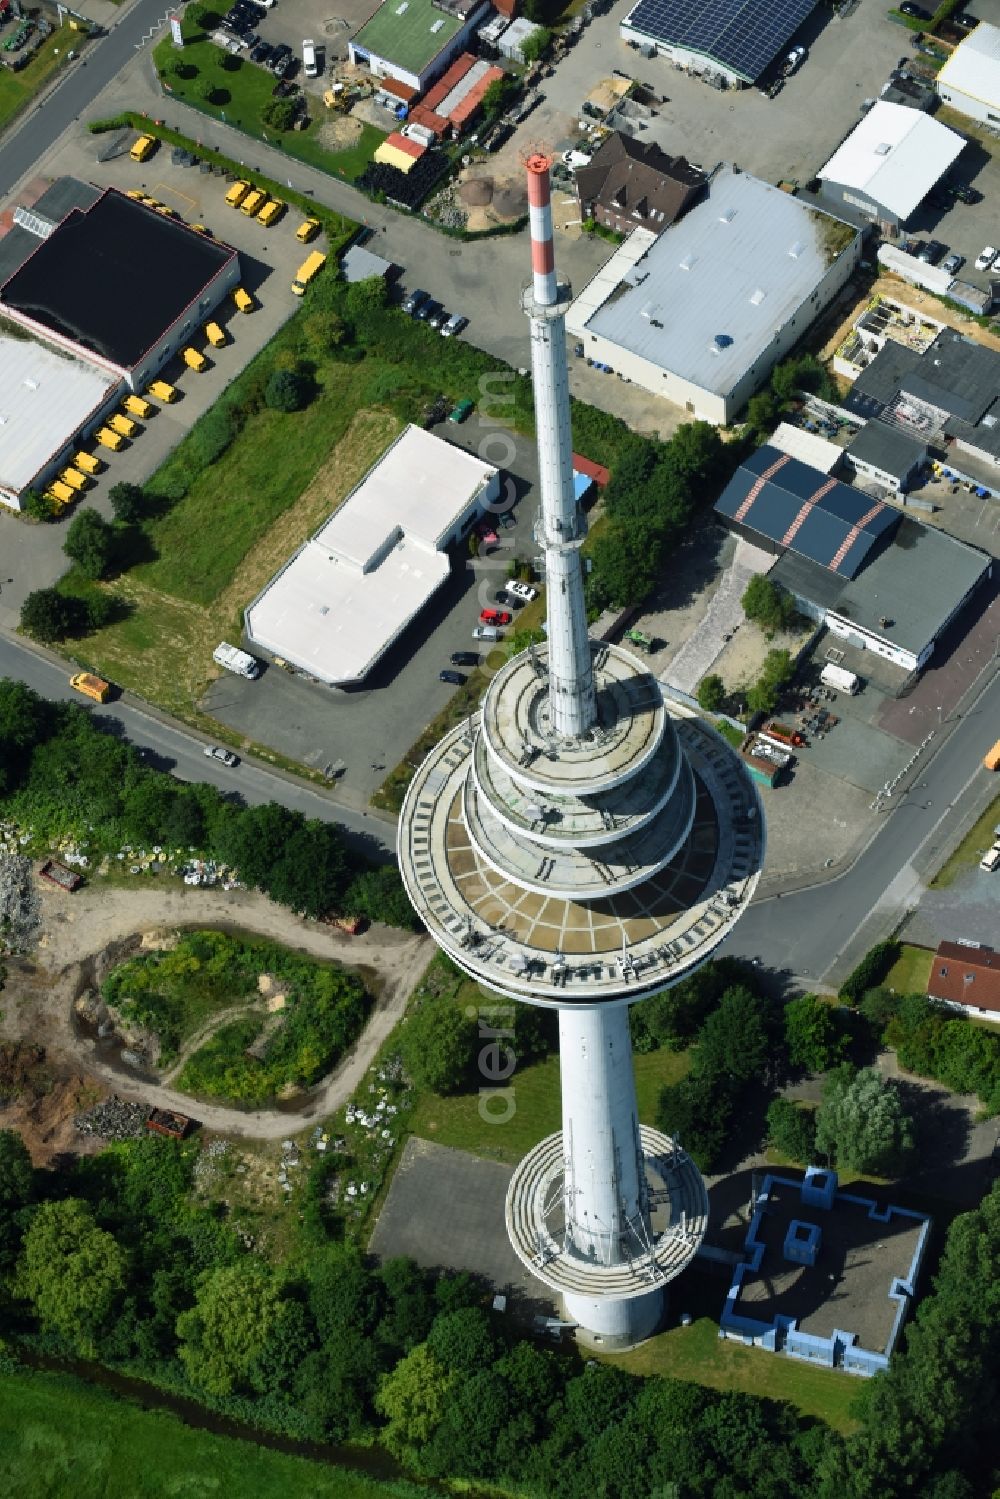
<box><xmin>524</xmin><ymin>155</ymin><xmax>595</xmax><ymax>740</ymax></box>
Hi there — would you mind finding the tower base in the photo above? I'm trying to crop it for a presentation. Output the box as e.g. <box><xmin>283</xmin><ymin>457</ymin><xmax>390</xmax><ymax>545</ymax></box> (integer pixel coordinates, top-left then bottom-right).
<box><xmin>563</xmin><ymin>1286</ymin><xmax>665</xmax><ymax>1348</ymax></box>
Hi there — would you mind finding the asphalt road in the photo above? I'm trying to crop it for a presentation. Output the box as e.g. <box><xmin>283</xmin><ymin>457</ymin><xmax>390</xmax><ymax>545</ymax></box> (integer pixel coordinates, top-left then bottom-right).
<box><xmin>0</xmin><ymin>634</ymin><xmax>394</xmax><ymax>860</ymax></box>
<box><xmin>0</xmin><ymin>0</ymin><xmax>167</xmax><ymax>198</ymax></box>
<box><xmin>720</xmin><ymin>667</ymin><xmax>1000</xmax><ymax>982</ymax></box>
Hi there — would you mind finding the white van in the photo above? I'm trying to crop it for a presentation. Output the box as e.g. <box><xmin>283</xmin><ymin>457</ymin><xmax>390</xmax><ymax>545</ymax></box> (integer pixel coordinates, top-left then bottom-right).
<box><xmin>303</xmin><ymin>38</ymin><xmax>318</xmax><ymax>77</ymax></box>
<box><xmin>473</xmin><ymin>625</ymin><xmax>501</xmax><ymax>642</ymax></box>
<box><xmin>504</xmin><ymin>581</ymin><xmax>538</xmax><ymax>603</ymax></box>
<box><xmin>979</xmin><ymin>845</ymin><xmax>1000</xmax><ymax>873</ymax></box>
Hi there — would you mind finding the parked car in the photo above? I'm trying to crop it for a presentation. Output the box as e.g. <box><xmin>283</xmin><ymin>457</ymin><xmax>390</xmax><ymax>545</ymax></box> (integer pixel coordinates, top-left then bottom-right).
<box><xmin>251</xmin><ymin>41</ymin><xmax>272</xmax><ymax>63</ymax></box>
<box><xmin>480</xmin><ymin>608</ymin><xmax>512</xmax><ymax>626</ymax></box>
<box><xmin>427</xmin><ymin>305</ymin><xmax>449</xmax><ymax>330</ymax></box>
<box><xmin>449</xmin><ymin>398</ymin><xmax>474</xmax><ymax>423</ymax></box>
<box><xmin>439</xmin><ymin>670</ymin><xmax>467</xmax><ymax>686</ymax></box>
<box><xmin>296</xmin><ymin>216</ymin><xmax>321</xmax><ymax>243</ymax></box>
<box><xmin>917</xmin><ymin>239</ymin><xmax>946</xmax><ymax>264</ymax></box>
<box><xmin>402</xmin><ymin>287</ymin><xmax>429</xmax><ymax>315</ymax></box>
<box><xmin>302</xmin><ymin>38</ymin><xmax>318</xmax><ymax>77</ymax></box>
<box><xmin>974</xmin><ymin>245</ymin><xmax>997</xmax><ymax>270</ymax></box>
<box><xmin>899</xmin><ymin>3</ymin><xmax>931</xmax><ymax>18</ymax></box>
<box><xmin>269</xmin><ymin>43</ymin><xmax>292</xmax><ymax>71</ymax></box>
<box><xmin>473</xmin><ymin>625</ymin><xmax>502</xmax><ymax>641</ymax></box>
<box><xmin>784</xmin><ymin>45</ymin><xmax>806</xmax><ymax>73</ymax></box>
<box><xmin>415</xmin><ymin>299</ymin><xmax>441</xmax><ymax>322</ymax></box>
<box><xmin>950</xmin><ymin>183</ymin><xmax>981</xmax><ymax>205</ymax></box>
<box><xmin>204</xmin><ymin>745</ymin><xmax>239</xmax><ymax>766</ymax></box>
<box><xmin>441</xmin><ymin>313</ymin><xmax>468</xmax><ymax>338</ymax></box>
<box><xmin>942</xmin><ymin>252</ymin><xmax>964</xmax><ymax>275</ymax></box>
<box><xmin>451</xmin><ymin>651</ymin><xmax>479</xmax><ymax>666</ymax></box>
<box><xmin>955</xmin><ymin>12</ymin><xmax>979</xmax><ymax>29</ymax></box>
<box><xmin>504</xmin><ymin>581</ymin><xmax>538</xmax><ymax>603</ymax></box>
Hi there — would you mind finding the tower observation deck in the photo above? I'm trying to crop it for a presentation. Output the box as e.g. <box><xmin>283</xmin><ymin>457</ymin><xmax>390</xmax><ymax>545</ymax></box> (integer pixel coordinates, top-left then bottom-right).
<box><xmin>397</xmin><ymin>154</ymin><xmax>765</xmax><ymax>1345</ymax></box>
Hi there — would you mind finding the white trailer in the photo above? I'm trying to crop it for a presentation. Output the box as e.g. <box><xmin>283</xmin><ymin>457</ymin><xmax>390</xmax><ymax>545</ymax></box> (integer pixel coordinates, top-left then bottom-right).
<box><xmin>820</xmin><ymin>663</ymin><xmax>859</xmax><ymax>694</ymax></box>
<box><xmin>213</xmin><ymin>642</ymin><xmax>260</xmax><ymax>679</ymax></box>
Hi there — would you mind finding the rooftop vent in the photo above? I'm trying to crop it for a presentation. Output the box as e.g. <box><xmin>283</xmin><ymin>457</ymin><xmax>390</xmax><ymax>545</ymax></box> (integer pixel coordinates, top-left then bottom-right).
<box><xmin>750</xmin><ymin>287</ymin><xmax>766</xmax><ymax>306</ymax></box>
<box><xmin>789</xmin><ymin>240</ymin><xmax>805</xmax><ymax>259</ymax></box>
<box><xmin>640</xmin><ymin>300</ymin><xmax>661</xmax><ymax>321</ymax></box>
<box><xmin>679</xmin><ymin>253</ymin><xmax>695</xmax><ymax>271</ymax></box>
<box><xmin>710</xmin><ymin>333</ymin><xmax>732</xmax><ymax>354</ymax></box>
<box><xmin>874</xmin><ymin>142</ymin><xmax>891</xmax><ymax>155</ymax></box>
<box><xmin>983</xmin><ymin>413</ymin><xmax>997</xmax><ymax>427</ymax></box>
<box><xmin>719</xmin><ymin>208</ymin><xmax>735</xmax><ymax>224</ymax></box>
<box><xmin>23</xmin><ymin>378</ymin><xmax>39</xmax><ymax>390</ymax></box>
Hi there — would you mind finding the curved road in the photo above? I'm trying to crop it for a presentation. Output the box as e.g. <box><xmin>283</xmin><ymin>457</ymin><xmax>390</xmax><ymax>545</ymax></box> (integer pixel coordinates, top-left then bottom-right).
<box><xmin>720</xmin><ymin>666</ymin><xmax>1000</xmax><ymax>982</ymax></box>
<box><xmin>0</xmin><ymin>633</ymin><xmax>395</xmax><ymax>859</ymax></box>
<box><xmin>0</xmin><ymin>0</ymin><xmax>169</xmax><ymax>198</ymax></box>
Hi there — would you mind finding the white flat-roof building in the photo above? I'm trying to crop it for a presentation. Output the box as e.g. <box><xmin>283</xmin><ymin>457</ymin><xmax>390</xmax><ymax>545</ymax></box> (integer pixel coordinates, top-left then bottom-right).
<box><xmin>245</xmin><ymin>425</ymin><xmax>499</xmax><ymax>686</ymax></box>
<box><xmin>567</xmin><ymin>168</ymin><xmax>860</xmax><ymax>425</ymax></box>
<box><xmin>817</xmin><ymin>101</ymin><xmax>965</xmax><ymax>233</ymax></box>
<box><xmin>936</xmin><ymin>21</ymin><xmax>1000</xmax><ymax>125</ymax></box>
<box><xmin>0</xmin><ymin>332</ymin><xmax>120</xmax><ymax>510</ymax></box>
<box><xmin>767</xmin><ymin>421</ymin><xmax>843</xmax><ymax>473</ymax></box>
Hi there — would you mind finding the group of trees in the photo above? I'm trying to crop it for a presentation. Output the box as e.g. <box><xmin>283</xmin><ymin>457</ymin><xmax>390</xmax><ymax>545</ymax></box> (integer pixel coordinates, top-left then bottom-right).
<box><xmin>746</xmin><ymin>646</ymin><xmax>795</xmax><ymax>716</ymax></box>
<box><xmin>1</xmin><ymin>1120</ymin><xmax>995</xmax><ymax>1496</ymax></box>
<box><xmin>742</xmin><ymin>574</ymin><xmax>799</xmax><ymax>635</ymax></box>
<box><xmin>585</xmin><ymin>422</ymin><xmax>733</xmax><ymax>612</ymax></box>
<box><xmin>745</xmin><ymin>353</ymin><xmax>833</xmax><ymax>443</ymax></box>
<box><xmin>0</xmin><ymin>678</ymin><xmax>413</xmax><ymax>927</ymax></box>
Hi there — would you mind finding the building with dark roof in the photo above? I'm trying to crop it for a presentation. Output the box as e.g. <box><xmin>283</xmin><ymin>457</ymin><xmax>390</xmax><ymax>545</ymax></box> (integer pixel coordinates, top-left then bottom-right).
<box><xmin>0</xmin><ymin>189</ymin><xmax>240</xmax><ymax>391</ymax></box>
<box><xmin>843</xmin><ymin>421</ymin><xmax>928</xmax><ymax>494</ymax></box>
<box><xmin>928</xmin><ymin>941</ymin><xmax>1000</xmax><ymax>1021</ymax></box>
<box><xmin>715</xmin><ymin>444</ymin><xmax>992</xmax><ymax>672</ymax></box>
<box><xmin>620</xmin><ymin>0</ymin><xmax>817</xmax><ymax>87</ymax></box>
<box><xmin>574</xmin><ymin>133</ymin><xmax>704</xmax><ymax>238</ymax></box>
<box><xmin>845</xmin><ymin>328</ymin><xmax>1000</xmax><ymax>472</ymax></box>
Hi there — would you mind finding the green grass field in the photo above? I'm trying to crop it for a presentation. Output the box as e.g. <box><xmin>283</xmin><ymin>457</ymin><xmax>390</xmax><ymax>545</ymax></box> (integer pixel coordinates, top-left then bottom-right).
<box><xmin>608</xmin><ymin>1317</ymin><xmax>861</xmax><ymax>1434</ymax></box>
<box><xmin>0</xmin><ymin>1370</ymin><xmax>413</xmax><ymax>1499</ymax></box>
<box><xmin>0</xmin><ymin>26</ymin><xmax>71</xmax><ymax>131</ymax></box>
<box><xmin>155</xmin><ymin>31</ymin><xmax>384</xmax><ymax>181</ymax></box>
<box><xmin>930</xmin><ymin>794</ymin><xmax>1000</xmax><ymax>888</ymax></box>
<box><xmin>885</xmin><ymin>943</ymin><xmax>934</xmax><ymax>996</ymax></box>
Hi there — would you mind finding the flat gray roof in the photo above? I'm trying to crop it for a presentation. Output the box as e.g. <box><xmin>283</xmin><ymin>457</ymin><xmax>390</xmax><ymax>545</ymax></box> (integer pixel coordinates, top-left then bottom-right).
<box><xmin>0</xmin><ymin>332</ymin><xmax>118</xmax><ymax>496</ymax></box>
<box><xmin>582</xmin><ymin>170</ymin><xmax>857</xmax><ymax>397</ymax></box>
<box><xmin>846</xmin><ymin>420</ymin><xmax>928</xmax><ymax>479</ymax></box>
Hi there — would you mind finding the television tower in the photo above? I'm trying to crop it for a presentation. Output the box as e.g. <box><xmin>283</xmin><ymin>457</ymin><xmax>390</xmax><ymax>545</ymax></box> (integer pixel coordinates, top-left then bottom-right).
<box><xmin>398</xmin><ymin>155</ymin><xmax>764</xmax><ymax>1345</ymax></box>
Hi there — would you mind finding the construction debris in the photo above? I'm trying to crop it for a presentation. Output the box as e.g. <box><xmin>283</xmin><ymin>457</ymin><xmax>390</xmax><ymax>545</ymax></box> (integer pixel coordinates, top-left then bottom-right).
<box><xmin>74</xmin><ymin>1095</ymin><xmax>149</xmax><ymax>1140</ymax></box>
<box><xmin>0</xmin><ymin>848</ymin><xmax>41</xmax><ymax>954</ymax></box>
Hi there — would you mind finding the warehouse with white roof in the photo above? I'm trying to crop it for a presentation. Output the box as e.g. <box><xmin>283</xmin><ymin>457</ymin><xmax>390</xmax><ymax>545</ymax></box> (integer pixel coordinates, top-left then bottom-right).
<box><xmin>816</xmin><ymin>100</ymin><xmax>965</xmax><ymax>234</ymax></box>
<box><xmin>244</xmin><ymin>425</ymin><xmax>499</xmax><ymax>686</ymax></box>
<box><xmin>936</xmin><ymin>21</ymin><xmax>1000</xmax><ymax>125</ymax></box>
<box><xmin>0</xmin><ymin>332</ymin><xmax>120</xmax><ymax>510</ymax></box>
<box><xmin>566</xmin><ymin>167</ymin><xmax>860</xmax><ymax>425</ymax></box>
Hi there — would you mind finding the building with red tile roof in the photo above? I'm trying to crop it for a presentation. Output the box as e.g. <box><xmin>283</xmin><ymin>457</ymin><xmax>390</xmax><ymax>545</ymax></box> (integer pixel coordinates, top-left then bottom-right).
<box><xmin>928</xmin><ymin>941</ymin><xmax>1000</xmax><ymax>1021</ymax></box>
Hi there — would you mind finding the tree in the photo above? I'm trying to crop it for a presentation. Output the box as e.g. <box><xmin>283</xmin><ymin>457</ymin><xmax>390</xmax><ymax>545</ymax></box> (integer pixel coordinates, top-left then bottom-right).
<box><xmin>108</xmin><ymin>482</ymin><xmax>145</xmax><ymax>524</ymax></box>
<box><xmin>261</xmin><ymin>97</ymin><xmax>298</xmax><ymax>131</ymax></box>
<box><xmin>345</xmin><ymin>275</ymin><xmax>389</xmax><ymax>320</ymax></box>
<box><xmin>0</xmin><ymin>1128</ymin><xmax>33</xmax><ymax>1269</ymax></box>
<box><xmin>426</xmin><ymin>1307</ymin><xmax>497</xmax><ymax>1373</ymax></box>
<box><xmin>480</xmin><ymin>74</ymin><xmax>518</xmax><ymax>119</ymax></box>
<box><xmin>176</xmin><ymin>1259</ymin><xmax>286</xmax><ymax>1395</ymax></box>
<box><xmin>343</xmin><ymin>866</ymin><xmax>418</xmax><ymax>929</ymax></box>
<box><xmin>302</xmin><ymin>310</ymin><xmax>348</xmax><ymax>356</ymax></box>
<box><xmin>742</xmin><ymin>574</ymin><xmax>797</xmax><ymax>634</ymax></box>
<box><xmin>63</xmin><ymin>509</ymin><xmax>116</xmax><ymax>580</ymax></box>
<box><xmin>19</xmin><ymin>588</ymin><xmax>83</xmax><ymax>643</ymax></box>
<box><xmin>697</xmin><ymin>674</ymin><xmax>726</xmax><ymax>713</ymax></box>
<box><xmin>21</xmin><ymin>489</ymin><xmax>54</xmax><ymax>522</ymax></box>
<box><xmin>814</xmin><ymin>1066</ymin><xmax>914</xmax><ymax>1176</ymax></box>
<box><xmin>693</xmin><ymin>985</ymin><xmax>770</xmax><ymax>1086</ymax></box>
<box><xmin>766</xmin><ymin>1098</ymin><xmax>818</xmax><ymax>1164</ymax></box>
<box><xmin>15</xmin><ymin>1198</ymin><xmax>126</xmax><ymax>1355</ymax></box>
<box><xmin>783</xmin><ymin>994</ymin><xmax>844</xmax><ymax>1074</ymax></box>
<box><xmin>666</xmin><ymin>419</ymin><xmax>727</xmax><ymax>492</ymax></box>
<box><xmin>746</xmin><ymin>390</ymin><xmax>778</xmax><ymax>435</ymax></box>
<box><xmin>265</xmin><ymin>367</ymin><xmax>312</xmax><ymax>412</ymax></box>
<box><xmin>401</xmin><ymin>996</ymin><xmax>476</xmax><ymax>1094</ymax></box>
<box><xmin>747</xmin><ymin>647</ymin><xmax>794</xmax><ymax>715</ymax></box>
<box><xmin>520</xmin><ymin>25</ymin><xmax>552</xmax><ymax>61</ymax></box>
<box><xmin>375</xmin><ymin>1343</ymin><xmax>454</xmax><ymax>1458</ymax></box>
<box><xmin>0</xmin><ymin>680</ymin><xmax>51</xmax><ymax>794</ymax></box>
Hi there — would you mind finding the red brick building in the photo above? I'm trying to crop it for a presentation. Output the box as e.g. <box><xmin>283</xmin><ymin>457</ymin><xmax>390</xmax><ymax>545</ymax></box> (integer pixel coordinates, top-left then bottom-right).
<box><xmin>574</xmin><ymin>133</ymin><xmax>705</xmax><ymax>238</ymax></box>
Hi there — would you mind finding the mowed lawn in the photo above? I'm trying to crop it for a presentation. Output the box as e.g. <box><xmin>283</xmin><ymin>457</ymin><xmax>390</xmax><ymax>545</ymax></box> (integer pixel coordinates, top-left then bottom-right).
<box><xmin>885</xmin><ymin>943</ymin><xmax>934</xmax><ymax>996</ymax></box>
<box><xmin>0</xmin><ymin>26</ymin><xmax>71</xmax><ymax>130</ymax></box>
<box><xmin>0</xmin><ymin>1370</ymin><xmax>404</xmax><ymax>1499</ymax></box>
<box><xmin>930</xmin><ymin>793</ymin><xmax>1000</xmax><ymax>888</ymax></box>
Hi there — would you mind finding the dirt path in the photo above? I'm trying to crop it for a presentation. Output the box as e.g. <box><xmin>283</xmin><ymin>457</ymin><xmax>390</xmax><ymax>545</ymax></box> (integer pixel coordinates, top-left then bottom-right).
<box><xmin>159</xmin><ymin>1001</ymin><xmax>265</xmax><ymax>1087</ymax></box>
<box><xmin>13</xmin><ymin>882</ymin><xmax>432</xmax><ymax>1141</ymax></box>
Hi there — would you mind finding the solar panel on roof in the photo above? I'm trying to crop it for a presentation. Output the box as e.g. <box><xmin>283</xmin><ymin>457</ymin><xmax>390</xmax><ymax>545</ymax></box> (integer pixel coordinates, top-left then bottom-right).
<box><xmin>626</xmin><ymin>0</ymin><xmax>818</xmax><ymax>83</ymax></box>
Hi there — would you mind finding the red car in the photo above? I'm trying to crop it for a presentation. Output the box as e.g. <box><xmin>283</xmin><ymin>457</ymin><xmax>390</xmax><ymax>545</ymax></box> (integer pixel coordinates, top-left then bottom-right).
<box><xmin>480</xmin><ymin>607</ymin><xmax>512</xmax><ymax>626</ymax></box>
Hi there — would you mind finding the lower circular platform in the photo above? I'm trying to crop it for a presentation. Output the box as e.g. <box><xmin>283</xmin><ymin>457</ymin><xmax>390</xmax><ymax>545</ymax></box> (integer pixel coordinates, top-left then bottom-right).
<box><xmin>504</xmin><ymin>1125</ymin><xmax>708</xmax><ymax>1300</ymax></box>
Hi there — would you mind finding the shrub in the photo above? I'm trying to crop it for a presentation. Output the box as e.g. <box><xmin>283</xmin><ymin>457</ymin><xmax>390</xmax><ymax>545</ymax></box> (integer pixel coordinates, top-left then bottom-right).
<box><xmin>108</xmin><ymin>483</ymin><xmax>145</xmax><ymax>524</ymax></box>
<box><xmin>21</xmin><ymin>490</ymin><xmax>54</xmax><ymax>523</ymax></box>
<box><xmin>401</xmin><ymin>996</ymin><xmax>476</xmax><ymax>1095</ymax></box>
<box><xmin>20</xmin><ymin>589</ymin><xmax>84</xmax><ymax>643</ymax></box>
<box><xmin>261</xmin><ymin>98</ymin><xmax>298</xmax><ymax>132</ymax></box>
<box><xmin>741</xmin><ymin>574</ymin><xmax>797</xmax><ymax>634</ymax></box>
<box><xmin>265</xmin><ymin>368</ymin><xmax>313</xmax><ymax>413</ymax></box>
<box><xmin>766</xmin><ymin>1098</ymin><xmax>818</xmax><ymax>1164</ymax></box>
<box><xmin>840</xmin><ymin>940</ymin><xmax>900</xmax><ymax>1003</ymax></box>
<box><xmin>63</xmin><ymin>510</ymin><xmax>116</xmax><ymax>580</ymax></box>
<box><xmin>697</xmin><ymin>674</ymin><xmax>726</xmax><ymax>713</ymax></box>
<box><xmin>188</xmin><ymin>407</ymin><xmax>238</xmax><ymax>467</ymax></box>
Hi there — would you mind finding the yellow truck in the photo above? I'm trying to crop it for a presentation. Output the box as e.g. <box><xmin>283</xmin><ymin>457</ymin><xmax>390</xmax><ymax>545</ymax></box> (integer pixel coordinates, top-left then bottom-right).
<box><xmin>70</xmin><ymin>673</ymin><xmax>111</xmax><ymax>704</ymax></box>
<box><xmin>257</xmin><ymin>198</ymin><xmax>285</xmax><ymax>228</ymax></box>
<box><xmin>74</xmin><ymin>451</ymin><xmax>102</xmax><ymax>475</ymax></box>
<box><xmin>204</xmin><ymin>321</ymin><xmax>227</xmax><ymax>349</ymax></box>
<box><xmin>130</xmin><ymin>133</ymin><xmax>157</xmax><ymax>163</ymax></box>
<box><xmin>47</xmin><ymin>481</ymin><xmax>75</xmax><ymax>506</ymax></box>
<box><xmin>147</xmin><ymin>379</ymin><xmax>177</xmax><ymax>403</ymax></box>
<box><xmin>183</xmin><ymin>347</ymin><xmax>208</xmax><ymax>372</ymax></box>
<box><xmin>109</xmin><ymin>412</ymin><xmax>137</xmax><ymax>439</ymax></box>
<box><xmin>296</xmin><ymin>217</ymin><xmax>321</xmax><ymax>243</ymax></box>
<box><xmin>96</xmin><ymin>426</ymin><xmax>125</xmax><ymax>451</ymax></box>
<box><xmin>60</xmin><ymin>467</ymin><xmax>88</xmax><ymax>491</ymax></box>
<box><xmin>226</xmin><ymin>179</ymin><xmax>250</xmax><ymax>208</ymax></box>
<box><xmin>985</xmin><ymin>739</ymin><xmax>1000</xmax><ymax>772</ymax></box>
<box><xmin>233</xmin><ymin>286</ymin><xmax>254</xmax><ymax>314</ymax></box>
<box><xmin>241</xmin><ymin>188</ymin><xmax>267</xmax><ymax>218</ymax></box>
<box><xmin>123</xmin><ymin>394</ymin><xmax>153</xmax><ymax>419</ymax></box>
<box><xmin>291</xmin><ymin>250</ymin><xmax>326</xmax><ymax>296</ymax></box>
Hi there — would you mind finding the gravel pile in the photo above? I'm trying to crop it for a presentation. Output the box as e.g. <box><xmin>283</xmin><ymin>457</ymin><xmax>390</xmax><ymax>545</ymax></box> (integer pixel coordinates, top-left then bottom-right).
<box><xmin>74</xmin><ymin>1095</ymin><xmax>148</xmax><ymax>1140</ymax></box>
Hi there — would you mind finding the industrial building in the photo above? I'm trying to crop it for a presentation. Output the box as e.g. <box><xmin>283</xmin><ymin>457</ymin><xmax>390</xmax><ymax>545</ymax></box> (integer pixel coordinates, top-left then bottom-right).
<box><xmin>397</xmin><ymin>155</ymin><xmax>764</xmax><ymax>1348</ymax></box>
<box><xmin>0</xmin><ymin>188</ymin><xmax>240</xmax><ymax>392</ymax></box>
<box><xmin>0</xmin><ymin>334</ymin><xmax>119</xmax><ymax>511</ymax></box>
<box><xmin>714</xmin><ymin>443</ymin><xmax>992</xmax><ymax>673</ymax></box>
<box><xmin>928</xmin><ymin>941</ymin><xmax>1000</xmax><ymax>1022</ymax></box>
<box><xmin>843</xmin><ymin>327</ymin><xmax>1000</xmax><ymax>477</ymax></box>
<box><xmin>244</xmin><ymin>425</ymin><xmax>499</xmax><ymax>686</ymax></box>
<box><xmin>816</xmin><ymin>101</ymin><xmax>965</xmax><ymax>235</ymax></box>
<box><xmin>574</xmin><ymin>133</ymin><xmax>705</xmax><ymax>238</ymax></box>
<box><xmin>721</xmin><ymin>1168</ymin><xmax>931</xmax><ymax>1377</ymax></box>
<box><xmin>936</xmin><ymin>21</ymin><xmax>1000</xmax><ymax>125</ymax></box>
<box><xmin>566</xmin><ymin>168</ymin><xmax>860</xmax><ymax>424</ymax></box>
<box><xmin>349</xmin><ymin>0</ymin><xmax>488</xmax><ymax>93</ymax></box>
<box><xmin>843</xmin><ymin>420</ymin><xmax>928</xmax><ymax>494</ymax></box>
<box><xmin>620</xmin><ymin>0</ymin><xmax>817</xmax><ymax>87</ymax></box>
